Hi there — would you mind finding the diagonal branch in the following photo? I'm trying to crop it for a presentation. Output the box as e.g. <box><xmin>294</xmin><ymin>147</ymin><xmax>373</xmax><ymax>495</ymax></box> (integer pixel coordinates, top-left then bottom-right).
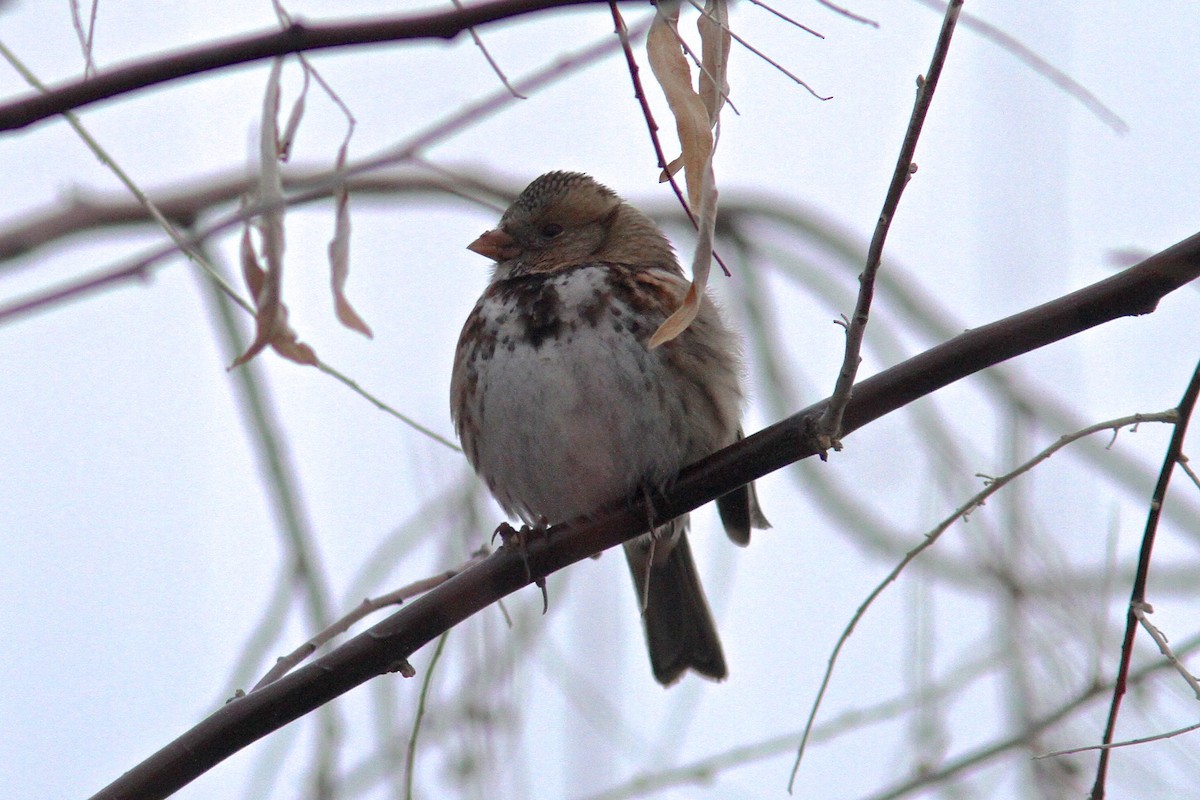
<box><xmin>1091</xmin><ymin>356</ymin><xmax>1200</xmax><ymax>799</ymax></box>
<box><xmin>87</xmin><ymin>229</ymin><xmax>1200</xmax><ymax>800</ymax></box>
<box><xmin>818</xmin><ymin>0</ymin><xmax>961</xmax><ymax>447</ymax></box>
<box><xmin>0</xmin><ymin>0</ymin><xmax>615</xmax><ymax>132</ymax></box>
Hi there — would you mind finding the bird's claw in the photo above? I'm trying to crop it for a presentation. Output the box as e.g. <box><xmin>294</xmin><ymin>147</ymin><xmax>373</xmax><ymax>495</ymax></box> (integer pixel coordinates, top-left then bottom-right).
<box><xmin>493</xmin><ymin>521</ymin><xmax>550</xmax><ymax>614</ymax></box>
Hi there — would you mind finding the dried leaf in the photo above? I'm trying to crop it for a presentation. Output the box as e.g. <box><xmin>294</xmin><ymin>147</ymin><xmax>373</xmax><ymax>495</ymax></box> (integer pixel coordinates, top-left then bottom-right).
<box><xmin>647</xmin><ymin>7</ymin><xmax>712</xmax><ymax>207</ymax></box>
<box><xmin>697</xmin><ymin>0</ymin><xmax>731</xmax><ymax>124</ymax></box>
<box><xmin>230</xmin><ymin>59</ymin><xmax>319</xmax><ymax>369</ymax></box>
<box><xmin>239</xmin><ymin>226</ymin><xmax>265</xmax><ymax>299</ymax></box>
<box><xmin>328</xmin><ymin>140</ymin><xmax>373</xmax><ymax>338</ymax></box>
<box><xmin>232</xmin><ymin>227</ymin><xmax>319</xmax><ymax>368</ymax></box>
<box><xmin>251</xmin><ymin>59</ymin><xmax>287</xmax><ymax>351</ymax></box>
<box><xmin>270</xmin><ymin>334</ymin><xmax>319</xmax><ymax>366</ymax></box>
<box><xmin>278</xmin><ymin>65</ymin><xmax>310</xmax><ymax>162</ymax></box>
<box><xmin>649</xmin><ymin>156</ymin><xmax>717</xmax><ymax>348</ymax></box>
<box><xmin>231</xmin><ymin>228</ymin><xmax>274</xmax><ymax>367</ymax></box>
<box><xmin>258</xmin><ymin>56</ymin><xmax>286</xmax><ymax>297</ymax></box>
<box><xmin>662</xmin><ymin>153</ymin><xmax>685</xmax><ymax>179</ymax></box>
<box><xmin>649</xmin><ymin>280</ymin><xmax>701</xmax><ymax>349</ymax></box>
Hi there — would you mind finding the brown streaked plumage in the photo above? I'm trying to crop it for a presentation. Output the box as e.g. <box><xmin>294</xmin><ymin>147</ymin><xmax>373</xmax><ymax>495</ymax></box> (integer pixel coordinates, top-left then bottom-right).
<box><xmin>451</xmin><ymin>171</ymin><xmax>768</xmax><ymax>685</ymax></box>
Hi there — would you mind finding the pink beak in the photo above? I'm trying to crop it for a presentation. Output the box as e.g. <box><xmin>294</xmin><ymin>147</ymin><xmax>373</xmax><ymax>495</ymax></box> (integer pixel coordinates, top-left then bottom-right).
<box><xmin>467</xmin><ymin>228</ymin><xmax>520</xmax><ymax>261</ymax></box>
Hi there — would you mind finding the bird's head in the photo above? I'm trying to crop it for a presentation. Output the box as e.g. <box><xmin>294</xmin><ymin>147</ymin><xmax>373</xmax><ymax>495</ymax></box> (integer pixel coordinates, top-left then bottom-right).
<box><xmin>469</xmin><ymin>171</ymin><xmax>677</xmax><ymax>280</ymax></box>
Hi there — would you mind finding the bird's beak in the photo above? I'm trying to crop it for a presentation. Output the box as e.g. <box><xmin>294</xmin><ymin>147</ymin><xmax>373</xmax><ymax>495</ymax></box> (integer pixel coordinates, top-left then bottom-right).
<box><xmin>467</xmin><ymin>228</ymin><xmax>520</xmax><ymax>261</ymax></box>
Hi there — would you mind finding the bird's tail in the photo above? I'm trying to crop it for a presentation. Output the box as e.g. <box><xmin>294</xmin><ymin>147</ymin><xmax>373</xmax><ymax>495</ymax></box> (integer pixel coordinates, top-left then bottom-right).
<box><xmin>624</xmin><ymin>520</ymin><xmax>727</xmax><ymax>686</ymax></box>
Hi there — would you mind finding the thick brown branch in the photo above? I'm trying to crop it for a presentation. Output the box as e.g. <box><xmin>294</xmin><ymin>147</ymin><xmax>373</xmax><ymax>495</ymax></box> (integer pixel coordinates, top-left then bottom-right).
<box><xmin>88</xmin><ymin>230</ymin><xmax>1200</xmax><ymax>800</ymax></box>
<box><xmin>0</xmin><ymin>0</ymin><xmax>612</xmax><ymax>132</ymax></box>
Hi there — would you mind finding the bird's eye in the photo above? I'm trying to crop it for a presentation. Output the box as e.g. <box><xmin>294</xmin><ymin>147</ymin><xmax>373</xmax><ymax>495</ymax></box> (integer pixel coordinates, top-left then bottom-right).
<box><xmin>540</xmin><ymin>223</ymin><xmax>564</xmax><ymax>238</ymax></box>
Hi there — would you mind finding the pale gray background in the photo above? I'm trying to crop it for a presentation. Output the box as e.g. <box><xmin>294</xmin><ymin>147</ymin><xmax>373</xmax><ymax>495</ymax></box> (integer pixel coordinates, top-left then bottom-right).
<box><xmin>2</xmin><ymin>2</ymin><xmax>1199</xmax><ymax>799</ymax></box>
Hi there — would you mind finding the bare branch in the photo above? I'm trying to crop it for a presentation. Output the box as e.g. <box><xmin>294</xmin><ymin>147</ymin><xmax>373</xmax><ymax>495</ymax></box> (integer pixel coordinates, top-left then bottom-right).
<box><xmin>251</xmin><ymin>551</ymin><xmax>488</xmax><ymax>691</ymax></box>
<box><xmin>817</xmin><ymin>0</ymin><xmax>961</xmax><ymax>448</ymax></box>
<box><xmin>864</xmin><ymin>632</ymin><xmax>1200</xmax><ymax>800</ymax></box>
<box><xmin>0</xmin><ymin>0</ymin><xmax>614</xmax><ymax>131</ymax></box>
<box><xmin>813</xmin><ymin>0</ymin><xmax>879</xmax><ymax>28</ymax></box>
<box><xmin>912</xmin><ymin>0</ymin><xmax>1128</xmax><ymax>133</ymax></box>
<box><xmin>1093</xmin><ymin>358</ymin><xmax>1200</xmax><ymax>798</ymax></box>
<box><xmin>791</xmin><ymin>410</ymin><xmax>1178</xmax><ymax>788</ymax></box>
<box><xmin>610</xmin><ymin>2</ymin><xmax>731</xmax><ymax>276</ymax></box>
<box><xmin>1132</xmin><ymin>602</ymin><xmax>1200</xmax><ymax>700</ymax></box>
<box><xmin>87</xmin><ymin>229</ymin><xmax>1200</xmax><ymax>800</ymax></box>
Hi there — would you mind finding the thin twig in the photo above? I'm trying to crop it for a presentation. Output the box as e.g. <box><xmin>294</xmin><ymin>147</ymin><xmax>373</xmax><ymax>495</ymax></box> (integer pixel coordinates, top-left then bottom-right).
<box><xmin>1180</xmin><ymin>453</ymin><xmax>1200</xmax><ymax>491</ymax></box>
<box><xmin>68</xmin><ymin>0</ymin><xmax>100</xmax><ymax>76</ymax></box>
<box><xmin>863</xmin><ymin>633</ymin><xmax>1200</xmax><ymax>800</ymax></box>
<box><xmin>683</xmin><ymin>0</ymin><xmax>830</xmax><ymax>99</ymax></box>
<box><xmin>1093</xmin><ymin>358</ymin><xmax>1200</xmax><ymax>799</ymax></box>
<box><xmin>912</xmin><ymin>0</ymin><xmax>1127</xmax><ymax>134</ymax></box>
<box><xmin>404</xmin><ymin>632</ymin><xmax>450</xmax><ymax>800</ymax></box>
<box><xmin>788</xmin><ymin>410</ymin><xmax>1179</xmax><ymax>790</ymax></box>
<box><xmin>314</xmin><ymin>362</ymin><xmax>461</xmax><ymax>450</ymax></box>
<box><xmin>84</xmin><ymin>229</ymin><xmax>1200</xmax><ymax>800</ymax></box>
<box><xmin>0</xmin><ymin>41</ymin><xmax>254</xmax><ymax>315</ymax></box>
<box><xmin>609</xmin><ymin>2</ymin><xmax>731</xmax><ymax>276</ymax></box>
<box><xmin>252</xmin><ymin>551</ymin><xmax>487</xmax><ymax>690</ymax></box>
<box><xmin>1039</xmin><ymin>718</ymin><xmax>1200</xmax><ymax>759</ymax></box>
<box><xmin>1132</xmin><ymin>602</ymin><xmax>1200</xmax><ymax>699</ymax></box>
<box><xmin>0</xmin><ymin>0</ymin><xmax>614</xmax><ymax>131</ymax></box>
<box><xmin>813</xmin><ymin>0</ymin><xmax>879</xmax><ymax>27</ymax></box>
<box><xmin>816</xmin><ymin>0</ymin><xmax>961</xmax><ymax>451</ymax></box>
<box><xmin>453</xmin><ymin>0</ymin><xmax>527</xmax><ymax>98</ymax></box>
<box><xmin>745</xmin><ymin>0</ymin><xmax>835</xmax><ymax>36</ymax></box>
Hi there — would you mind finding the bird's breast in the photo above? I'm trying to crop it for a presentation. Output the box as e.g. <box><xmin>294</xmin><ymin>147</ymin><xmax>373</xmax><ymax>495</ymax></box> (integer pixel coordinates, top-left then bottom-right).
<box><xmin>452</xmin><ymin>263</ymin><xmax>738</xmax><ymax>525</ymax></box>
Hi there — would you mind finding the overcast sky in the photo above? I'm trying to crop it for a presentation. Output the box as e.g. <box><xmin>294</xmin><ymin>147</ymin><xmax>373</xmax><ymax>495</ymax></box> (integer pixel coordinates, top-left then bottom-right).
<box><xmin>2</xmin><ymin>3</ymin><xmax>1199</xmax><ymax>799</ymax></box>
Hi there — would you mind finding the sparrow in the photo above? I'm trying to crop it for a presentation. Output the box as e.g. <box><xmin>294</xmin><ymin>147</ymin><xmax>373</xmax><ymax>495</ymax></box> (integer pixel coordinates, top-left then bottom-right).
<box><xmin>450</xmin><ymin>171</ymin><xmax>768</xmax><ymax>685</ymax></box>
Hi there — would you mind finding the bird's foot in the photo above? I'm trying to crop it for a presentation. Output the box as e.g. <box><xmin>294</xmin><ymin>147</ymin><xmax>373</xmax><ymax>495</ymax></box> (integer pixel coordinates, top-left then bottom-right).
<box><xmin>493</xmin><ymin>521</ymin><xmax>550</xmax><ymax>613</ymax></box>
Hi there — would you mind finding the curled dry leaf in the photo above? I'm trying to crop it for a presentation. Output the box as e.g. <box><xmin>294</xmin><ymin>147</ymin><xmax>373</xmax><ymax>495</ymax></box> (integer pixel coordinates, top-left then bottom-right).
<box><xmin>231</xmin><ymin>227</ymin><xmax>318</xmax><ymax>368</ymax></box>
<box><xmin>647</xmin><ymin>5</ymin><xmax>712</xmax><ymax>208</ymax></box>
<box><xmin>697</xmin><ymin>0</ymin><xmax>731</xmax><ymax>124</ymax></box>
<box><xmin>328</xmin><ymin>140</ymin><xmax>373</xmax><ymax>338</ymax></box>
<box><xmin>233</xmin><ymin>227</ymin><xmax>319</xmax><ymax>368</ymax></box>
<box><xmin>649</xmin><ymin>155</ymin><xmax>717</xmax><ymax>348</ymax></box>
<box><xmin>277</xmin><ymin>64</ymin><xmax>310</xmax><ymax>162</ymax></box>
<box><xmin>647</xmin><ymin>2</ymin><xmax>729</xmax><ymax>347</ymax></box>
<box><xmin>231</xmin><ymin>58</ymin><xmax>318</xmax><ymax>369</ymax></box>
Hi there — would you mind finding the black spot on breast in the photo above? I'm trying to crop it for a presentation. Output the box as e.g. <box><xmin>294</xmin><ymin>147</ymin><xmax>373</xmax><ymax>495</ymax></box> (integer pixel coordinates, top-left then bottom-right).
<box><xmin>459</xmin><ymin>308</ymin><xmax>496</xmax><ymax>361</ymax></box>
<box><xmin>523</xmin><ymin>284</ymin><xmax>563</xmax><ymax>348</ymax></box>
<box><xmin>492</xmin><ymin>273</ymin><xmax>566</xmax><ymax>350</ymax></box>
<box><xmin>579</xmin><ymin>291</ymin><xmax>609</xmax><ymax>327</ymax></box>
